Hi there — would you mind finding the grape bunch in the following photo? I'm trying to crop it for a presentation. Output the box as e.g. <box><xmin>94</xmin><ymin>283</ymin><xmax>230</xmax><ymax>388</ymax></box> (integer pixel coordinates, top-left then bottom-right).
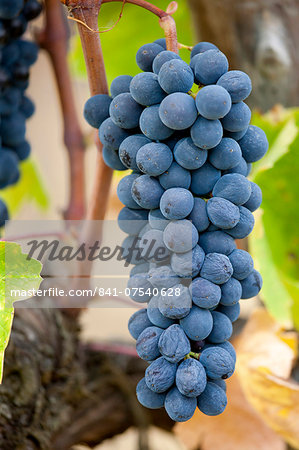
<box><xmin>84</xmin><ymin>37</ymin><xmax>268</xmax><ymax>421</ymax></box>
<box><xmin>0</xmin><ymin>0</ymin><xmax>43</xmax><ymax>226</ymax></box>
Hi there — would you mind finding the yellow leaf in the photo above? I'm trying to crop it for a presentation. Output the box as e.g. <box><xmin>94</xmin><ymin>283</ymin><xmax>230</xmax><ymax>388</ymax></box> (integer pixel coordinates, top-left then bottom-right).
<box><xmin>237</xmin><ymin>309</ymin><xmax>299</xmax><ymax>449</ymax></box>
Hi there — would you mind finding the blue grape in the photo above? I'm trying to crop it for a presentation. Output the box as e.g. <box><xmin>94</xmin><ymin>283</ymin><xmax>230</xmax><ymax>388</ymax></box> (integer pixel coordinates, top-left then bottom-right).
<box><xmin>131</xmin><ymin>175</ymin><xmax>164</xmax><ymax>209</ymax></box>
<box><xmin>130</xmin><ymin>72</ymin><xmax>166</xmax><ymax>106</ymax></box>
<box><xmin>176</xmin><ymin>358</ymin><xmax>207</xmax><ymax>397</ymax></box>
<box><xmin>117</xmin><ymin>207</ymin><xmax>148</xmax><ymax>235</ymax></box>
<box><xmin>153</xmin><ymin>38</ymin><xmax>167</xmax><ymax>49</ymax></box>
<box><xmin>0</xmin><ymin>149</ymin><xmax>20</xmax><ymax>188</ymax></box>
<box><xmin>160</xmin><ymin>187</ymin><xmax>194</xmax><ymax>220</ymax></box>
<box><xmin>145</xmin><ymin>356</ymin><xmax>177</xmax><ymax>393</ymax></box>
<box><xmin>99</xmin><ymin>118</ymin><xmax>129</xmax><ymax>151</ymax></box>
<box><xmin>153</xmin><ymin>50</ymin><xmax>181</xmax><ymax>74</ymax></box>
<box><xmin>171</xmin><ymin>245</ymin><xmax>205</xmax><ymax>278</ymax></box>
<box><xmin>218</xmin><ymin>302</ymin><xmax>240</xmax><ymax>323</ymax></box>
<box><xmin>174</xmin><ymin>137</ymin><xmax>207</xmax><ymax>170</ymax></box>
<box><xmin>240</xmin><ymin>269</ymin><xmax>263</xmax><ymax>299</ymax></box>
<box><xmin>162</xmin><ymin>132</ymin><xmax>185</xmax><ymax>150</ymax></box>
<box><xmin>197</xmin><ymin>382</ymin><xmax>227</xmax><ymax>415</ymax></box>
<box><xmin>83</xmin><ymin>94</ymin><xmax>112</xmax><ymax>128</ymax></box>
<box><xmin>139</xmin><ymin>228</ymin><xmax>169</xmax><ymax>262</ymax></box>
<box><xmin>102</xmin><ymin>147</ymin><xmax>127</xmax><ymax>171</ymax></box>
<box><xmin>17</xmin><ymin>40</ymin><xmax>39</xmax><ymax>65</ymax></box>
<box><xmin>226</xmin><ymin>206</ymin><xmax>255</xmax><ymax>239</ymax></box>
<box><xmin>190</xmin><ymin>117</ymin><xmax>223</xmax><ymax>149</ymax></box>
<box><xmin>136</xmin><ymin>42</ymin><xmax>164</xmax><ymax>72</ymax></box>
<box><xmin>225</xmin><ymin>127</ymin><xmax>248</xmax><ymax>141</ymax></box>
<box><xmin>207</xmin><ymin>197</ymin><xmax>240</xmax><ymax>229</ymax></box>
<box><xmin>193</xmin><ymin>49</ymin><xmax>229</xmax><ymax>85</ymax></box>
<box><xmin>209</xmin><ymin>137</ymin><xmax>242</xmax><ymax>170</ymax></box>
<box><xmin>0</xmin><ymin>87</ymin><xmax>22</xmax><ymax>115</ymax></box>
<box><xmin>109</xmin><ymin>93</ymin><xmax>143</xmax><ymax>129</ymax></box>
<box><xmin>128</xmin><ymin>309</ymin><xmax>153</xmax><ymax>339</ymax></box>
<box><xmin>208</xmin><ymin>311</ymin><xmax>233</xmax><ymax>343</ymax></box>
<box><xmin>136</xmin><ymin>325</ymin><xmax>163</xmax><ymax>361</ymax></box>
<box><xmin>19</xmin><ymin>95</ymin><xmax>35</xmax><ymax>119</ymax></box>
<box><xmin>211</xmin><ymin>378</ymin><xmax>227</xmax><ymax>392</ymax></box>
<box><xmin>165</xmin><ymin>387</ymin><xmax>197</xmax><ymax>422</ymax></box>
<box><xmin>200</xmin><ymin>347</ymin><xmax>235</xmax><ymax>379</ymax></box>
<box><xmin>159</xmin><ymin>93</ymin><xmax>198</xmax><ymax>130</ymax></box>
<box><xmin>163</xmin><ymin>220</ymin><xmax>198</xmax><ymax>253</ymax></box>
<box><xmin>195</xmin><ymin>85</ymin><xmax>232</xmax><ymax>120</ymax></box>
<box><xmin>110</xmin><ymin>75</ymin><xmax>133</xmax><ymax>98</ymax></box>
<box><xmin>217</xmin><ymin>70</ymin><xmax>252</xmax><ymax>102</ymax></box>
<box><xmin>136</xmin><ymin>142</ymin><xmax>173</xmax><ymax>176</ymax></box>
<box><xmin>238</xmin><ymin>125</ymin><xmax>269</xmax><ymax>162</ymax></box>
<box><xmin>148</xmin><ymin>265</ymin><xmax>180</xmax><ymax>289</ymax></box>
<box><xmin>212</xmin><ymin>173</ymin><xmax>252</xmax><ymax>205</ymax></box>
<box><xmin>158</xmin><ymin>59</ymin><xmax>194</xmax><ymax>94</ymax></box>
<box><xmin>0</xmin><ymin>0</ymin><xmax>24</xmax><ymax>19</ymax></box>
<box><xmin>0</xmin><ymin>199</ymin><xmax>9</xmax><ymax>227</ymax></box>
<box><xmin>223</xmin><ymin>156</ymin><xmax>248</xmax><ymax>176</ymax></box>
<box><xmin>147</xmin><ymin>296</ymin><xmax>175</xmax><ymax>328</ymax></box>
<box><xmin>199</xmin><ymin>231</ymin><xmax>236</xmax><ymax>256</ymax></box>
<box><xmin>191</xmin><ymin>41</ymin><xmax>218</xmax><ymax>58</ymax></box>
<box><xmin>203</xmin><ymin>341</ymin><xmax>236</xmax><ymax>363</ymax></box>
<box><xmin>14</xmin><ymin>141</ymin><xmax>31</xmax><ymax>161</ymax></box>
<box><xmin>221</xmin><ymin>101</ymin><xmax>251</xmax><ymax>132</ymax></box>
<box><xmin>119</xmin><ymin>134</ymin><xmax>151</xmax><ymax>170</ymax></box>
<box><xmin>200</xmin><ymin>253</ymin><xmax>233</xmax><ymax>285</ymax></box>
<box><xmin>130</xmin><ymin>262</ymin><xmax>150</xmax><ymax>276</ymax></box>
<box><xmin>190</xmin><ymin>162</ymin><xmax>221</xmax><ymax>196</ymax></box>
<box><xmin>0</xmin><ymin>112</ymin><xmax>26</xmax><ymax>147</ymax></box>
<box><xmin>158</xmin><ymin>285</ymin><xmax>192</xmax><ymax>319</ymax></box>
<box><xmin>159</xmin><ymin>162</ymin><xmax>191</xmax><ymax>190</ymax></box>
<box><xmin>189</xmin><ymin>277</ymin><xmax>221</xmax><ymax>309</ymax></box>
<box><xmin>117</xmin><ymin>174</ymin><xmax>142</xmax><ymax>209</ymax></box>
<box><xmin>136</xmin><ymin>378</ymin><xmax>166</xmax><ymax>409</ymax></box>
<box><xmin>127</xmin><ymin>273</ymin><xmax>152</xmax><ymax>303</ymax></box>
<box><xmin>188</xmin><ymin>198</ymin><xmax>210</xmax><ymax>233</ymax></box>
<box><xmin>228</xmin><ymin>249</ymin><xmax>254</xmax><ymax>281</ymax></box>
<box><xmin>139</xmin><ymin>104</ymin><xmax>173</xmax><ymax>140</ymax></box>
<box><xmin>122</xmin><ymin>234</ymin><xmax>144</xmax><ymax>265</ymax></box>
<box><xmin>220</xmin><ymin>277</ymin><xmax>242</xmax><ymax>306</ymax></box>
<box><xmin>180</xmin><ymin>306</ymin><xmax>213</xmax><ymax>341</ymax></box>
<box><xmin>148</xmin><ymin>209</ymin><xmax>169</xmax><ymax>231</ymax></box>
<box><xmin>158</xmin><ymin>324</ymin><xmax>191</xmax><ymax>363</ymax></box>
<box><xmin>243</xmin><ymin>181</ymin><xmax>262</xmax><ymax>212</ymax></box>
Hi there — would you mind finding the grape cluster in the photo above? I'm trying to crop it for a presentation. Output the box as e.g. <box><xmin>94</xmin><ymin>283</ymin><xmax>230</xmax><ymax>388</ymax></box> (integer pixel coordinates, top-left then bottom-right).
<box><xmin>0</xmin><ymin>0</ymin><xmax>42</xmax><ymax>226</ymax></box>
<box><xmin>84</xmin><ymin>38</ymin><xmax>268</xmax><ymax>420</ymax></box>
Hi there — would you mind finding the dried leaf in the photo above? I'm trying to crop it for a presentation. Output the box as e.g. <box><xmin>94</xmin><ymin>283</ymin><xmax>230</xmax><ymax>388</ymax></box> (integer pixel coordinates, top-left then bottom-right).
<box><xmin>237</xmin><ymin>309</ymin><xmax>299</xmax><ymax>449</ymax></box>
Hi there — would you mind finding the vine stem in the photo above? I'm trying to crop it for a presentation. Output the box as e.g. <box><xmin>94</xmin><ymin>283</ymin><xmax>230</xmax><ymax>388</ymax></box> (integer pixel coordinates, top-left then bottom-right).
<box><xmin>38</xmin><ymin>0</ymin><xmax>86</xmax><ymax>220</ymax></box>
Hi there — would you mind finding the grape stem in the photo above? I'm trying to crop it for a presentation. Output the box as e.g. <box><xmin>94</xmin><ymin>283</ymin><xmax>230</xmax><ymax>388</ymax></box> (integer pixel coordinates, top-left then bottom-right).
<box><xmin>38</xmin><ymin>0</ymin><xmax>86</xmax><ymax>220</ymax></box>
<box><xmin>186</xmin><ymin>351</ymin><xmax>200</xmax><ymax>359</ymax></box>
<box><xmin>62</xmin><ymin>0</ymin><xmax>179</xmax><ymax>53</ymax></box>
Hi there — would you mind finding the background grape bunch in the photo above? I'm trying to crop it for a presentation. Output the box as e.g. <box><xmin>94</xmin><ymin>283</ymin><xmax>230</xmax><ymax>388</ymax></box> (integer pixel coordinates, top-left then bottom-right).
<box><xmin>84</xmin><ymin>37</ymin><xmax>268</xmax><ymax>421</ymax></box>
<box><xmin>0</xmin><ymin>0</ymin><xmax>43</xmax><ymax>226</ymax></box>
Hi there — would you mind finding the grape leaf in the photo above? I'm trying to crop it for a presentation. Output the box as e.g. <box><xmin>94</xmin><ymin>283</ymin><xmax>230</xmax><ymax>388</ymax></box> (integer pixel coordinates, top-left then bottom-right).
<box><xmin>0</xmin><ymin>242</ymin><xmax>42</xmax><ymax>382</ymax></box>
<box><xmin>0</xmin><ymin>159</ymin><xmax>49</xmax><ymax>215</ymax></box>
<box><xmin>250</xmin><ymin>108</ymin><xmax>299</xmax><ymax>329</ymax></box>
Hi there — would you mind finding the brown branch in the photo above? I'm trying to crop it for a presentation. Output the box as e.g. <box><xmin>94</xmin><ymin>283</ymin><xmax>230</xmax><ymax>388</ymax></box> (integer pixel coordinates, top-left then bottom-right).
<box><xmin>38</xmin><ymin>0</ymin><xmax>86</xmax><ymax>220</ymax></box>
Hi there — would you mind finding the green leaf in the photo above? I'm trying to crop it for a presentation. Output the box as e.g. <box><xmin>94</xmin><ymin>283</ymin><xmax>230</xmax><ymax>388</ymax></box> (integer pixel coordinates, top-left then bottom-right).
<box><xmin>0</xmin><ymin>159</ymin><xmax>49</xmax><ymax>216</ymax></box>
<box><xmin>250</xmin><ymin>109</ymin><xmax>299</xmax><ymax>329</ymax></box>
<box><xmin>69</xmin><ymin>1</ymin><xmax>194</xmax><ymax>85</ymax></box>
<box><xmin>249</xmin><ymin>211</ymin><xmax>293</xmax><ymax>326</ymax></box>
<box><xmin>0</xmin><ymin>242</ymin><xmax>42</xmax><ymax>382</ymax></box>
